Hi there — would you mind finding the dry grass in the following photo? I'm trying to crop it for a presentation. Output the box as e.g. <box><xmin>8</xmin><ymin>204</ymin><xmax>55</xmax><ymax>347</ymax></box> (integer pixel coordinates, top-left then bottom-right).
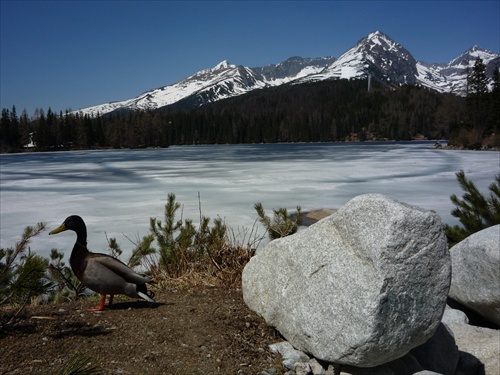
<box><xmin>148</xmin><ymin>220</ymin><xmax>264</xmax><ymax>289</ymax></box>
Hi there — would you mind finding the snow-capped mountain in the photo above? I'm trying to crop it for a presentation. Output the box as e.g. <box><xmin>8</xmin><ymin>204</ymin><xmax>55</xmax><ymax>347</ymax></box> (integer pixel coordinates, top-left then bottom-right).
<box><xmin>78</xmin><ymin>57</ymin><xmax>334</xmax><ymax>117</ymax></box>
<box><xmin>300</xmin><ymin>31</ymin><xmax>418</xmax><ymax>85</ymax></box>
<box><xmin>79</xmin><ymin>61</ymin><xmax>265</xmax><ymax>116</ymax></box>
<box><xmin>75</xmin><ymin>31</ymin><xmax>499</xmax><ymax>117</ymax></box>
<box><xmin>253</xmin><ymin>56</ymin><xmax>336</xmax><ymax>82</ymax></box>
<box><xmin>417</xmin><ymin>45</ymin><xmax>500</xmax><ymax>95</ymax></box>
<box><xmin>299</xmin><ymin>31</ymin><xmax>499</xmax><ymax>93</ymax></box>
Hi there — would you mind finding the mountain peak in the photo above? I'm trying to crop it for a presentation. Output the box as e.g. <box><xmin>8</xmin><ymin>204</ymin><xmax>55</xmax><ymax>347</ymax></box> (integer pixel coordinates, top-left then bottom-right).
<box><xmin>446</xmin><ymin>45</ymin><xmax>499</xmax><ymax>69</ymax></box>
<box><xmin>189</xmin><ymin>60</ymin><xmax>237</xmax><ymax>79</ymax></box>
<box><xmin>214</xmin><ymin>60</ymin><xmax>232</xmax><ymax>70</ymax></box>
<box><xmin>367</xmin><ymin>30</ymin><xmax>387</xmax><ymax>39</ymax></box>
<box><xmin>362</xmin><ymin>31</ymin><xmax>402</xmax><ymax>51</ymax></box>
<box><xmin>317</xmin><ymin>30</ymin><xmax>417</xmax><ymax>84</ymax></box>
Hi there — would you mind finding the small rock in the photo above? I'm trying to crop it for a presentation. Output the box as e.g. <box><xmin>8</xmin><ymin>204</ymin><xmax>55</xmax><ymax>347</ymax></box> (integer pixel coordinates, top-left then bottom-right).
<box><xmin>309</xmin><ymin>358</ymin><xmax>326</xmax><ymax>375</ymax></box>
<box><xmin>295</xmin><ymin>362</ymin><xmax>312</xmax><ymax>375</ymax></box>
<box><xmin>269</xmin><ymin>341</ymin><xmax>310</xmax><ymax>370</ymax></box>
<box><xmin>441</xmin><ymin>305</ymin><xmax>469</xmax><ymax>325</ymax></box>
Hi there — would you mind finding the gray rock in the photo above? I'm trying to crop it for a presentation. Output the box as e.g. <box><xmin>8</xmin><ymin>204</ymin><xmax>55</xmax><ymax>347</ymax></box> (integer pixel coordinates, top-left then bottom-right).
<box><xmin>295</xmin><ymin>362</ymin><xmax>312</xmax><ymax>375</ymax></box>
<box><xmin>269</xmin><ymin>341</ymin><xmax>310</xmax><ymax>370</ymax></box>
<box><xmin>243</xmin><ymin>194</ymin><xmax>450</xmax><ymax>367</ymax></box>
<box><xmin>447</xmin><ymin>323</ymin><xmax>500</xmax><ymax>375</ymax></box>
<box><xmin>338</xmin><ymin>323</ymin><xmax>458</xmax><ymax>374</ymax></box>
<box><xmin>325</xmin><ymin>365</ymin><xmax>338</xmax><ymax>375</ymax></box>
<box><xmin>442</xmin><ymin>305</ymin><xmax>469</xmax><ymax>325</ymax></box>
<box><xmin>449</xmin><ymin>225</ymin><xmax>500</xmax><ymax>326</ymax></box>
<box><xmin>309</xmin><ymin>358</ymin><xmax>327</xmax><ymax>375</ymax></box>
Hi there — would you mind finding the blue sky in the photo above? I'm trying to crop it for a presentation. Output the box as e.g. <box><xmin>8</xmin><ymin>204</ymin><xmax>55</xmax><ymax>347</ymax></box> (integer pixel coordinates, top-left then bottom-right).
<box><xmin>1</xmin><ymin>1</ymin><xmax>499</xmax><ymax>116</ymax></box>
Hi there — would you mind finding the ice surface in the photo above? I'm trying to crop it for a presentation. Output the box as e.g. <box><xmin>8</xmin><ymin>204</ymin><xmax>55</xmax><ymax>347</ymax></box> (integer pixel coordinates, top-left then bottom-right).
<box><xmin>1</xmin><ymin>142</ymin><xmax>498</xmax><ymax>261</ymax></box>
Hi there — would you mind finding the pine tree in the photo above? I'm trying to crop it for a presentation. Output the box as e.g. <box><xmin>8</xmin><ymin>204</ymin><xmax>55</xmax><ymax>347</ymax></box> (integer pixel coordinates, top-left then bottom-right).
<box><xmin>47</xmin><ymin>249</ymin><xmax>87</xmax><ymax>302</ymax></box>
<box><xmin>254</xmin><ymin>203</ymin><xmax>302</xmax><ymax>240</ymax></box>
<box><xmin>492</xmin><ymin>66</ymin><xmax>500</xmax><ymax>94</ymax></box>
<box><xmin>9</xmin><ymin>106</ymin><xmax>20</xmax><ymax>148</ymax></box>
<box><xmin>0</xmin><ymin>108</ymin><xmax>11</xmax><ymax>150</ymax></box>
<box><xmin>445</xmin><ymin>170</ymin><xmax>500</xmax><ymax>247</ymax></box>
<box><xmin>0</xmin><ymin>107</ymin><xmax>21</xmax><ymax>149</ymax></box>
<box><xmin>34</xmin><ymin>111</ymin><xmax>49</xmax><ymax>150</ymax></box>
<box><xmin>466</xmin><ymin>58</ymin><xmax>490</xmax><ymax>147</ymax></box>
<box><xmin>19</xmin><ymin>110</ymin><xmax>31</xmax><ymax>148</ymax></box>
<box><xmin>490</xmin><ymin>67</ymin><xmax>500</xmax><ymax>144</ymax></box>
<box><xmin>468</xmin><ymin>58</ymin><xmax>489</xmax><ymax>96</ymax></box>
<box><xmin>1</xmin><ymin>222</ymin><xmax>51</xmax><ymax>325</ymax></box>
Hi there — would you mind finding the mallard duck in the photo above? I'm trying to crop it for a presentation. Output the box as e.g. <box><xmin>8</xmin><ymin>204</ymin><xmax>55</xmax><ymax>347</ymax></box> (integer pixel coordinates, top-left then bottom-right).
<box><xmin>49</xmin><ymin>215</ymin><xmax>155</xmax><ymax>311</ymax></box>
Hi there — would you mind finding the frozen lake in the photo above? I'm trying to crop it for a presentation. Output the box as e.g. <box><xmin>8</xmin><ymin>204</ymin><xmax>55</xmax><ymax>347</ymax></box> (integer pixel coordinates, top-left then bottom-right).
<box><xmin>1</xmin><ymin>142</ymin><xmax>499</xmax><ymax>260</ymax></box>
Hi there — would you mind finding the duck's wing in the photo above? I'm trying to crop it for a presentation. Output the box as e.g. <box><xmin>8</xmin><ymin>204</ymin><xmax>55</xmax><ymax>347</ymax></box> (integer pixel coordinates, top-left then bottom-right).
<box><xmin>88</xmin><ymin>253</ymin><xmax>152</xmax><ymax>285</ymax></box>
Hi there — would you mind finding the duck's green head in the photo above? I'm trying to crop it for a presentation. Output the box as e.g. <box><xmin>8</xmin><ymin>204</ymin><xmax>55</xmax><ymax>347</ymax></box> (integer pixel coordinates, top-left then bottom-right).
<box><xmin>49</xmin><ymin>215</ymin><xmax>86</xmax><ymax>235</ymax></box>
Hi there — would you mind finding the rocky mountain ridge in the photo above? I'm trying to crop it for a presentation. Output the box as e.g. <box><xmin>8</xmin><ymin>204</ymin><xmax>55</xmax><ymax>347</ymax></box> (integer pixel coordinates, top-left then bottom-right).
<box><xmin>75</xmin><ymin>31</ymin><xmax>499</xmax><ymax>117</ymax></box>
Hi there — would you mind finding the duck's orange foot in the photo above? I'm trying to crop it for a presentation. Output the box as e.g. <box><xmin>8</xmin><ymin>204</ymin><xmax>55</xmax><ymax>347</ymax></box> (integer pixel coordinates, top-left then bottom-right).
<box><xmin>88</xmin><ymin>305</ymin><xmax>105</xmax><ymax>312</ymax></box>
<box><xmin>88</xmin><ymin>294</ymin><xmax>107</xmax><ymax>311</ymax></box>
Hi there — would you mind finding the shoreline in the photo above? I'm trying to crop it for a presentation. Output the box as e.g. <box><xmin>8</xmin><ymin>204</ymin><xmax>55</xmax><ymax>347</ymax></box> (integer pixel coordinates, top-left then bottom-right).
<box><xmin>297</xmin><ymin>208</ymin><xmax>338</xmax><ymax>227</ymax></box>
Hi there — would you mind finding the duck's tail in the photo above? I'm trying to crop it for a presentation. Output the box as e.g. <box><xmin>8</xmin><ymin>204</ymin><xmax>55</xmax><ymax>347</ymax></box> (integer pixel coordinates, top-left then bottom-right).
<box><xmin>137</xmin><ymin>284</ymin><xmax>155</xmax><ymax>302</ymax></box>
<box><xmin>138</xmin><ymin>291</ymin><xmax>155</xmax><ymax>302</ymax></box>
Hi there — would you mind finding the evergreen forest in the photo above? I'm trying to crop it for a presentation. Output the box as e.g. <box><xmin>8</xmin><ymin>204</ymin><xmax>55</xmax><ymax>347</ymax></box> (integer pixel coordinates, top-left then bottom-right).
<box><xmin>2</xmin><ymin>60</ymin><xmax>499</xmax><ymax>152</ymax></box>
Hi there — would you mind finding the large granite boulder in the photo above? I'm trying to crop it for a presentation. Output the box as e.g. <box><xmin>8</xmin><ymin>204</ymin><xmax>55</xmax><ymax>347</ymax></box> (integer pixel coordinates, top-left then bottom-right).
<box><xmin>243</xmin><ymin>194</ymin><xmax>451</xmax><ymax>367</ymax></box>
<box><xmin>449</xmin><ymin>225</ymin><xmax>500</xmax><ymax>326</ymax></box>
